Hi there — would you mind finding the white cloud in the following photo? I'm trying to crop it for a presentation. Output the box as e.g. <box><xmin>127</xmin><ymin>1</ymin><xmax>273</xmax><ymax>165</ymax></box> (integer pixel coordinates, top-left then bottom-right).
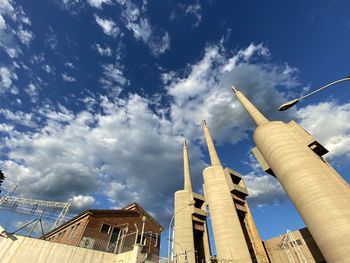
<box><xmin>297</xmin><ymin>101</ymin><xmax>350</xmax><ymax>159</ymax></box>
<box><xmin>99</xmin><ymin>63</ymin><xmax>128</xmax><ymax>94</ymax></box>
<box><xmin>25</xmin><ymin>83</ymin><xmax>39</xmax><ymax>102</ymax></box>
<box><xmin>0</xmin><ymin>108</ymin><xmax>36</xmax><ymax>127</ymax></box>
<box><xmin>127</xmin><ymin>17</ymin><xmax>151</xmax><ymax>41</ymax></box>
<box><xmin>184</xmin><ymin>2</ymin><xmax>202</xmax><ymax>27</ymax></box>
<box><xmin>118</xmin><ymin>0</ymin><xmax>170</xmax><ymax>56</ymax></box>
<box><xmin>94</xmin><ymin>15</ymin><xmax>119</xmax><ymax>37</ymax></box>
<box><xmin>149</xmin><ymin>31</ymin><xmax>170</xmax><ymax>56</ymax></box>
<box><xmin>43</xmin><ymin>64</ymin><xmax>54</xmax><ymax>74</ymax></box>
<box><xmin>0</xmin><ymin>45</ymin><xmax>19</xmax><ymax>57</ymax></box>
<box><xmin>105</xmin><ymin>182</ymin><xmax>140</xmax><ymax>205</ymax></box>
<box><xmin>93</xmin><ymin>43</ymin><xmax>112</xmax><ymax>56</ymax></box>
<box><xmin>0</xmin><ymin>27</ymin><xmax>21</xmax><ymax>58</ymax></box>
<box><xmin>0</xmin><ymin>0</ymin><xmax>15</xmax><ymax>19</ymax></box>
<box><xmin>221</xmin><ymin>43</ymin><xmax>270</xmax><ymax>72</ymax></box>
<box><xmin>0</xmin><ymin>95</ymin><xmax>206</xmax><ymax>224</ymax></box>
<box><xmin>46</xmin><ymin>26</ymin><xmax>58</xmax><ymax>50</ymax></box>
<box><xmin>0</xmin><ymin>14</ymin><xmax>6</xmax><ymax>29</ymax></box>
<box><xmin>0</xmin><ymin>0</ymin><xmax>32</xmax><ymax>56</ymax></box>
<box><xmin>62</xmin><ymin>73</ymin><xmax>76</xmax><ymax>82</ymax></box>
<box><xmin>87</xmin><ymin>0</ymin><xmax>111</xmax><ymax>9</ymax></box>
<box><xmin>17</xmin><ymin>28</ymin><xmax>33</xmax><ymax>45</ymax></box>
<box><xmin>126</xmin><ymin>17</ymin><xmax>170</xmax><ymax>56</ymax></box>
<box><xmin>69</xmin><ymin>195</ymin><xmax>96</xmax><ymax>211</ymax></box>
<box><xmin>165</xmin><ymin>43</ymin><xmax>297</xmax><ymax>145</ymax></box>
<box><xmin>0</xmin><ymin>123</ymin><xmax>13</xmax><ymax>133</ymax></box>
<box><xmin>31</xmin><ymin>53</ymin><xmax>45</xmax><ymax>63</ymax></box>
<box><xmin>241</xmin><ymin>152</ymin><xmax>286</xmax><ymax>207</ymax></box>
<box><xmin>57</xmin><ymin>0</ymin><xmax>83</xmax><ymax>14</ymax></box>
<box><xmin>0</xmin><ymin>66</ymin><xmax>17</xmax><ymax>92</ymax></box>
<box><xmin>0</xmin><ymin>0</ymin><xmax>30</xmax><ymax>23</ymax></box>
<box><xmin>244</xmin><ymin>173</ymin><xmax>286</xmax><ymax>207</ymax></box>
<box><xmin>64</xmin><ymin>61</ymin><xmax>75</xmax><ymax>69</ymax></box>
<box><xmin>37</xmin><ymin>104</ymin><xmax>74</xmax><ymax>123</ymax></box>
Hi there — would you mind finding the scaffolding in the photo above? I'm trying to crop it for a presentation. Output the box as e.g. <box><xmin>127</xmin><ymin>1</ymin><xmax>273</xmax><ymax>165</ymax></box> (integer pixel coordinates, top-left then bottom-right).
<box><xmin>279</xmin><ymin>229</ymin><xmax>308</xmax><ymax>263</ymax></box>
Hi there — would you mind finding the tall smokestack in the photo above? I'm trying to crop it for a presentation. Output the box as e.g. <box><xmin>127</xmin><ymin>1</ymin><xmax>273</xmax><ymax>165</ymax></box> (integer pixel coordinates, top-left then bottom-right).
<box><xmin>183</xmin><ymin>140</ymin><xmax>193</xmax><ymax>191</ymax></box>
<box><xmin>202</xmin><ymin>120</ymin><xmax>222</xmax><ymax>166</ymax></box>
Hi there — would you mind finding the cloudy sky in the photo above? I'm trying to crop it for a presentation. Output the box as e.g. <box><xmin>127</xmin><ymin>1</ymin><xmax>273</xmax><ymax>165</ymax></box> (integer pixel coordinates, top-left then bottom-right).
<box><xmin>1</xmin><ymin>0</ymin><xmax>350</xmax><ymax>256</ymax></box>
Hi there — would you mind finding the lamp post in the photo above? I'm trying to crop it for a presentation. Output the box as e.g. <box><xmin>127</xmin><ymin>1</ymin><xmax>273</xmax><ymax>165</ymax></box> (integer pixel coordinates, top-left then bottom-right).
<box><xmin>278</xmin><ymin>76</ymin><xmax>350</xmax><ymax>111</ymax></box>
<box><xmin>140</xmin><ymin>215</ymin><xmax>147</xmax><ymax>246</ymax></box>
<box><xmin>167</xmin><ymin>201</ymin><xmax>195</xmax><ymax>263</ymax></box>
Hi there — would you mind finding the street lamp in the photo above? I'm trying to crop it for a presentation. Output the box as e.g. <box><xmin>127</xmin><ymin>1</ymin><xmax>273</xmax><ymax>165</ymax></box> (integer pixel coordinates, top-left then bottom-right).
<box><xmin>167</xmin><ymin>200</ymin><xmax>195</xmax><ymax>263</ymax></box>
<box><xmin>278</xmin><ymin>76</ymin><xmax>350</xmax><ymax>111</ymax></box>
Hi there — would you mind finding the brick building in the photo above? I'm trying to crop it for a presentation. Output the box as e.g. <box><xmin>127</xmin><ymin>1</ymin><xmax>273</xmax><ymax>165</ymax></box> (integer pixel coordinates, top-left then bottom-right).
<box><xmin>42</xmin><ymin>202</ymin><xmax>163</xmax><ymax>261</ymax></box>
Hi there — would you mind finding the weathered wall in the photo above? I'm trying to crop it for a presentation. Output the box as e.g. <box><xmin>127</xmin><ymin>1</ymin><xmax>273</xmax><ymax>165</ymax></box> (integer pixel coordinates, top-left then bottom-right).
<box><xmin>0</xmin><ymin>235</ymin><xmax>140</xmax><ymax>263</ymax></box>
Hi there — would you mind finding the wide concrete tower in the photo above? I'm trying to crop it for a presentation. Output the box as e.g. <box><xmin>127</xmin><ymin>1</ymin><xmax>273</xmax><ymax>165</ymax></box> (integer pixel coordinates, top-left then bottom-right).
<box><xmin>232</xmin><ymin>86</ymin><xmax>350</xmax><ymax>263</ymax></box>
<box><xmin>173</xmin><ymin>140</ymin><xmax>211</xmax><ymax>263</ymax></box>
<box><xmin>202</xmin><ymin>121</ymin><xmax>257</xmax><ymax>262</ymax></box>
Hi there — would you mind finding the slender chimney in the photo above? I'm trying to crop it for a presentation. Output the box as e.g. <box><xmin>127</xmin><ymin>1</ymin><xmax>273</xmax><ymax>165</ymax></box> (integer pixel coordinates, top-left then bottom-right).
<box><xmin>232</xmin><ymin>86</ymin><xmax>269</xmax><ymax>126</ymax></box>
<box><xmin>183</xmin><ymin>140</ymin><xmax>193</xmax><ymax>192</ymax></box>
<box><xmin>201</xmin><ymin>120</ymin><xmax>252</xmax><ymax>261</ymax></box>
<box><xmin>202</xmin><ymin>120</ymin><xmax>222</xmax><ymax>166</ymax></box>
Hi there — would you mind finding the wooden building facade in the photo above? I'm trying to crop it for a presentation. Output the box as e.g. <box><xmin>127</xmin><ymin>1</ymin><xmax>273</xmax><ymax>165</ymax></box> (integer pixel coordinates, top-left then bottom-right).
<box><xmin>42</xmin><ymin>203</ymin><xmax>163</xmax><ymax>260</ymax></box>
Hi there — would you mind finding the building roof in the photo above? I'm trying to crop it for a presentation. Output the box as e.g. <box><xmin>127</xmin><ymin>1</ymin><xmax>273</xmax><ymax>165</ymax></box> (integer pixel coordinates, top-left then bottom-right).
<box><xmin>122</xmin><ymin>202</ymin><xmax>163</xmax><ymax>230</ymax></box>
<box><xmin>42</xmin><ymin>202</ymin><xmax>163</xmax><ymax>238</ymax></box>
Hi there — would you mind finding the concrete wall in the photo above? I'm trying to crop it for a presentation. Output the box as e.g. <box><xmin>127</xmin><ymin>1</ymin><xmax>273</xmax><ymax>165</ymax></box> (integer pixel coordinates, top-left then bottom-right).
<box><xmin>0</xmin><ymin>235</ymin><xmax>141</xmax><ymax>263</ymax></box>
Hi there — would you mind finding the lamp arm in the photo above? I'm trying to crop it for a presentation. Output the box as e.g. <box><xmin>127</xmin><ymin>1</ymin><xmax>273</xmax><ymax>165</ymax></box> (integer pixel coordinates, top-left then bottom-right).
<box><xmin>299</xmin><ymin>77</ymin><xmax>350</xmax><ymax>101</ymax></box>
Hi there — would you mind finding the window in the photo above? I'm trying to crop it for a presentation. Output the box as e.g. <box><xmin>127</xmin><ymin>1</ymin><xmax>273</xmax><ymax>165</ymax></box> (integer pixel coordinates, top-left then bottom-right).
<box><xmin>100</xmin><ymin>223</ymin><xmax>111</xmax><ymax>234</ymax></box>
<box><xmin>290</xmin><ymin>239</ymin><xmax>303</xmax><ymax>247</ymax></box>
<box><xmin>67</xmin><ymin>223</ymin><xmax>80</xmax><ymax>240</ymax></box>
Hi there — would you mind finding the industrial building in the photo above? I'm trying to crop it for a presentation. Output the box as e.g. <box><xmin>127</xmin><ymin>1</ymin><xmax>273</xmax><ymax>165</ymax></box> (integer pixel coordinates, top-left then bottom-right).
<box><xmin>173</xmin><ymin>141</ymin><xmax>211</xmax><ymax>263</ymax></box>
<box><xmin>172</xmin><ymin>87</ymin><xmax>350</xmax><ymax>262</ymax></box>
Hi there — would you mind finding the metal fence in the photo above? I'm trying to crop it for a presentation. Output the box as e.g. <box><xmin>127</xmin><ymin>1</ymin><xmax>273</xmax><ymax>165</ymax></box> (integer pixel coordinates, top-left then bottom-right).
<box><xmin>76</xmin><ymin>230</ymin><xmax>160</xmax><ymax>262</ymax></box>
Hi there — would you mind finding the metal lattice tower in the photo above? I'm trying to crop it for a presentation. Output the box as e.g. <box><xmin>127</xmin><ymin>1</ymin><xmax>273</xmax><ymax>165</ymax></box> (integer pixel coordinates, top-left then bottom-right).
<box><xmin>0</xmin><ymin>187</ymin><xmax>71</xmax><ymax>230</ymax></box>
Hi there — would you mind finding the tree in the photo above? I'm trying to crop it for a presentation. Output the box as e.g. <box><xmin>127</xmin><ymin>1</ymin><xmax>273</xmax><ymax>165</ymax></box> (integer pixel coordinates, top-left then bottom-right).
<box><xmin>0</xmin><ymin>170</ymin><xmax>5</xmax><ymax>193</ymax></box>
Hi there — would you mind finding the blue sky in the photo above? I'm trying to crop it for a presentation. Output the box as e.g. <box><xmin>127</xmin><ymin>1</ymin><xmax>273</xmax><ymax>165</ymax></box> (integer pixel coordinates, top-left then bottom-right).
<box><xmin>1</xmin><ymin>0</ymin><xmax>350</xmax><ymax>257</ymax></box>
